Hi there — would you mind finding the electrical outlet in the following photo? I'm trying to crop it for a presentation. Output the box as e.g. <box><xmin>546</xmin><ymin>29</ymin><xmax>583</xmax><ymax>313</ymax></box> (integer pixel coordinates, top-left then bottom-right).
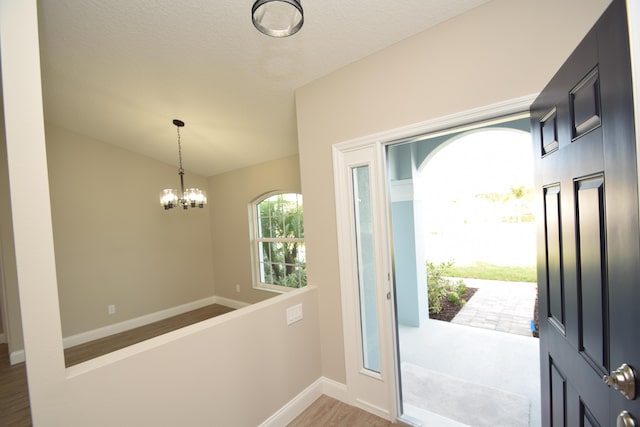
<box><xmin>286</xmin><ymin>304</ymin><xmax>303</xmax><ymax>325</ymax></box>
<box><xmin>108</xmin><ymin>304</ymin><xmax>116</xmax><ymax>315</ymax></box>
<box><xmin>235</xmin><ymin>284</ymin><xmax>241</xmax><ymax>293</ymax></box>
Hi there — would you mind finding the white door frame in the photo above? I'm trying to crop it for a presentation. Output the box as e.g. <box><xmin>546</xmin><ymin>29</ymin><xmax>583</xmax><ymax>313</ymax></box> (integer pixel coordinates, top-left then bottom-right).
<box><xmin>332</xmin><ymin>94</ymin><xmax>538</xmax><ymax>422</ymax></box>
<box><xmin>333</xmin><ymin>139</ymin><xmax>396</xmax><ymax>419</ymax></box>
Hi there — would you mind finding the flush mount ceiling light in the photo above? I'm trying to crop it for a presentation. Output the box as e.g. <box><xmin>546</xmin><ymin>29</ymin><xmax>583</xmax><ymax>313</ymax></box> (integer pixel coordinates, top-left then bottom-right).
<box><xmin>160</xmin><ymin>119</ymin><xmax>207</xmax><ymax>210</ymax></box>
<box><xmin>252</xmin><ymin>0</ymin><xmax>303</xmax><ymax>38</ymax></box>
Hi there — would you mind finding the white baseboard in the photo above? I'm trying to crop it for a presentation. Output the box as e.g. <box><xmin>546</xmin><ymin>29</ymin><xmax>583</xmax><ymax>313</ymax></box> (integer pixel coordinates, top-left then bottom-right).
<box><xmin>213</xmin><ymin>296</ymin><xmax>251</xmax><ymax>310</ymax></box>
<box><xmin>259</xmin><ymin>377</ymin><xmax>348</xmax><ymax>427</ymax></box>
<box><xmin>9</xmin><ymin>295</ymin><xmax>249</xmax><ymax>365</ymax></box>
<box><xmin>62</xmin><ymin>296</ymin><xmax>222</xmax><ymax>349</ymax></box>
<box><xmin>320</xmin><ymin>376</ymin><xmax>348</xmax><ymax>402</ymax></box>
<box><xmin>10</xmin><ymin>349</ymin><xmax>24</xmax><ymax>365</ymax></box>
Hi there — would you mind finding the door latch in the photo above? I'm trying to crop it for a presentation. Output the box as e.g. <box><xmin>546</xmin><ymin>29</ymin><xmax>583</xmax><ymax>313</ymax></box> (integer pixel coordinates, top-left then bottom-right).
<box><xmin>617</xmin><ymin>410</ymin><xmax>636</xmax><ymax>427</ymax></box>
<box><xmin>603</xmin><ymin>363</ymin><xmax>637</xmax><ymax>400</ymax></box>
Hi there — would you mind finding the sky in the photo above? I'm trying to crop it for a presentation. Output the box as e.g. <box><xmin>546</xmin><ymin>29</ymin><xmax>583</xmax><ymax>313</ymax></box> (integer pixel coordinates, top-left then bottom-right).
<box><xmin>421</xmin><ymin>129</ymin><xmax>534</xmax><ymax>200</ymax></box>
<box><xmin>419</xmin><ymin>128</ymin><xmax>537</xmax><ymax>265</ymax></box>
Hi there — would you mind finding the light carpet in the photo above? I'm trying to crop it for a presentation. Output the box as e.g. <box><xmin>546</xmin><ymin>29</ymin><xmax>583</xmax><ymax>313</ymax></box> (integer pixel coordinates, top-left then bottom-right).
<box><xmin>401</xmin><ymin>362</ymin><xmax>530</xmax><ymax>427</ymax></box>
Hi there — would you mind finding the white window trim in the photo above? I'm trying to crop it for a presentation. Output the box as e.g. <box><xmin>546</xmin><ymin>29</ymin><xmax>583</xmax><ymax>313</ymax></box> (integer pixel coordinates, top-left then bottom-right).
<box><xmin>249</xmin><ymin>190</ymin><xmax>304</xmax><ymax>293</ymax></box>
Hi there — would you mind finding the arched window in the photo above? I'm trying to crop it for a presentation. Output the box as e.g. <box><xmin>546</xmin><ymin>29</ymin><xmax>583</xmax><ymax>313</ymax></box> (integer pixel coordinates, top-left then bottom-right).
<box><xmin>250</xmin><ymin>192</ymin><xmax>306</xmax><ymax>291</ymax></box>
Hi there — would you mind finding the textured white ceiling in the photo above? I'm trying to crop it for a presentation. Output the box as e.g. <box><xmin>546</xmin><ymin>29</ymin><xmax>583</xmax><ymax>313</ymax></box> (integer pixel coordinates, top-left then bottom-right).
<box><xmin>37</xmin><ymin>0</ymin><xmax>491</xmax><ymax>176</ymax></box>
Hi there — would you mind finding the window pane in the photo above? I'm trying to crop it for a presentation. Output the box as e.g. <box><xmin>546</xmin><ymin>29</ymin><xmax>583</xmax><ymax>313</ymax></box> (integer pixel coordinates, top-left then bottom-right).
<box><xmin>352</xmin><ymin>165</ymin><xmax>380</xmax><ymax>373</ymax></box>
<box><xmin>282</xmin><ymin>264</ymin><xmax>306</xmax><ymax>288</ymax></box>
<box><xmin>260</xmin><ymin>262</ymin><xmax>271</xmax><ymax>284</ymax></box>
<box><xmin>259</xmin><ymin>215</ymin><xmax>268</xmax><ymax>238</ymax></box>
<box><xmin>294</xmin><ymin>242</ymin><xmax>305</xmax><ymax>264</ymax></box>
<box><xmin>271</xmin><ymin>242</ymin><xmax>284</xmax><ymax>262</ymax></box>
<box><xmin>298</xmin><ymin>211</ymin><xmax>304</xmax><ymax>238</ymax></box>
<box><xmin>299</xmin><ymin>195</ymin><xmax>304</xmax><ymax>235</ymax></box>
<box><xmin>255</xmin><ymin>192</ymin><xmax>306</xmax><ymax>289</ymax></box>
<box><xmin>276</xmin><ymin>215</ymin><xmax>285</xmax><ymax>238</ymax></box>
<box><xmin>258</xmin><ymin>242</ymin><xmax>269</xmax><ymax>282</ymax></box>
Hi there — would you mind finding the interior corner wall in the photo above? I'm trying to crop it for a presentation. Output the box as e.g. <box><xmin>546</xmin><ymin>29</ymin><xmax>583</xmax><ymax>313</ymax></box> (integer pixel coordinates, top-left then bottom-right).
<box><xmin>295</xmin><ymin>0</ymin><xmax>611</xmax><ymax>385</ymax></box>
<box><xmin>46</xmin><ymin>124</ymin><xmax>215</xmax><ymax>338</ymax></box>
<box><xmin>207</xmin><ymin>154</ymin><xmax>302</xmax><ymax>303</ymax></box>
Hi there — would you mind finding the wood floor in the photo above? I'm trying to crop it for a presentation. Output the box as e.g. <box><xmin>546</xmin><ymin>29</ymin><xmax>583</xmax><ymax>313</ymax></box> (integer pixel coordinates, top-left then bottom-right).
<box><xmin>0</xmin><ymin>343</ymin><xmax>31</xmax><ymax>427</ymax></box>
<box><xmin>64</xmin><ymin>303</ymin><xmax>235</xmax><ymax>366</ymax></box>
<box><xmin>287</xmin><ymin>395</ymin><xmax>401</xmax><ymax>427</ymax></box>
<box><xmin>1</xmin><ymin>304</ymin><xmax>398</xmax><ymax>426</ymax></box>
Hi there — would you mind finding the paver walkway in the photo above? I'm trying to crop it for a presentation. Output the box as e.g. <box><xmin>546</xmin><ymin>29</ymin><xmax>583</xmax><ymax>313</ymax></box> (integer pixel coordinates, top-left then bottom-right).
<box><xmin>451</xmin><ymin>278</ymin><xmax>537</xmax><ymax>336</ymax></box>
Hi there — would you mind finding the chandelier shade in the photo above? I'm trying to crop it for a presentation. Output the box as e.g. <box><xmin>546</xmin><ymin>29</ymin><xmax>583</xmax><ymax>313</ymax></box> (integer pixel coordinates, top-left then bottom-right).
<box><xmin>252</xmin><ymin>0</ymin><xmax>303</xmax><ymax>38</ymax></box>
<box><xmin>160</xmin><ymin>119</ymin><xmax>207</xmax><ymax>210</ymax></box>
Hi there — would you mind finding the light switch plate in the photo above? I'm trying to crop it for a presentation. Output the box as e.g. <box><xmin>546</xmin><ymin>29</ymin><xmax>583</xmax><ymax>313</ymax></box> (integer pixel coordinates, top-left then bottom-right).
<box><xmin>286</xmin><ymin>304</ymin><xmax>303</xmax><ymax>325</ymax></box>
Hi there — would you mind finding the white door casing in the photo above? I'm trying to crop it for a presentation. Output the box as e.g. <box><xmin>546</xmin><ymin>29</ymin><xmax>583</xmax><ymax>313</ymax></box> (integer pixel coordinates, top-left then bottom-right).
<box><xmin>332</xmin><ymin>95</ymin><xmax>537</xmax><ymax>422</ymax></box>
<box><xmin>333</xmin><ymin>141</ymin><xmax>396</xmax><ymax>420</ymax></box>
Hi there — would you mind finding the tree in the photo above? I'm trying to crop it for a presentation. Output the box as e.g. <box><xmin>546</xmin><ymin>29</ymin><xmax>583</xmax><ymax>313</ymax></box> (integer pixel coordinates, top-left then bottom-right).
<box><xmin>475</xmin><ymin>191</ymin><xmax>508</xmax><ymax>204</ymax></box>
<box><xmin>475</xmin><ymin>187</ymin><xmax>534</xmax><ymax>223</ymax></box>
<box><xmin>508</xmin><ymin>186</ymin><xmax>533</xmax><ymax>222</ymax></box>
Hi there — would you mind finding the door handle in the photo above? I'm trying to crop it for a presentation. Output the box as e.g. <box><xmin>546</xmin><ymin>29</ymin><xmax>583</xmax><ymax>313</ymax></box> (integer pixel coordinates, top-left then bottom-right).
<box><xmin>617</xmin><ymin>410</ymin><xmax>636</xmax><ymax>427</ymax></box>
<box><xmin>603</xmin><ymin>363</ymin><xmax>637</xmax><ymax>400</ymax></box>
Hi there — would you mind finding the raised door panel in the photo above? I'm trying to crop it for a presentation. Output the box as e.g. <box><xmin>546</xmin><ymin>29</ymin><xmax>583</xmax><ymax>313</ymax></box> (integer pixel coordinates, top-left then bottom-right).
<box><xmin>531</xmin><ymin>1</ymin><xmax>638</xmax><ymax>425</ymax></box>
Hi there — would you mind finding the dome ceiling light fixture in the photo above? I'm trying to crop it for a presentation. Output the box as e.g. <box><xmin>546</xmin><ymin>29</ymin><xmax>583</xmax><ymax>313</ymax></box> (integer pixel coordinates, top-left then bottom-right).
<box><xmin>252</xmin><ymin>0</ymin><xmax>303</xmax><ymax>38</ymax></box>
<box><xmin>160</xmin><ymin>119</ymin><xmax>207</xmax><ymax>210</ymax></box>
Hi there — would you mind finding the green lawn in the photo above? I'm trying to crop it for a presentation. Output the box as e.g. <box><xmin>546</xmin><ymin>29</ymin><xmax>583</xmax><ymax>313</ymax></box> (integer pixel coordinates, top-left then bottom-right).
<box><xmin>446</xmin><ymin>262</ymin><xmax>537</xmax><ymax>283</ymax></box>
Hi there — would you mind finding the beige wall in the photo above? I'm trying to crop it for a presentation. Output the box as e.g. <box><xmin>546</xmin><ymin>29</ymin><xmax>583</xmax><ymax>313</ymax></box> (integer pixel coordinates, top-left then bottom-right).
<box><xmin>51</xmin><ymin>287</ymin><xmax>322</xmax><ymax>426</ymax></box>
<box><xmin>1</xmin><ymin>123</ymin><xmax>302</xmax><ymax>354</ymax></box>
<box><xmin>42</xmin><ymin>126</ymin><xmax>301</xmax><ymax>339</ymax></box>
<box><xmin>0</xmin><ymin>100</ymin><xmax>301</xmax><ymax>354</ymax></box>
<box><xmin>208</xmin><ymin>155</ymin><xmax>302</xmax><ymax>303</ymax></box>
<box><xmin>46</xmin><ymin>125</ymin><xmax>215</xmax><ymax>336</ymax></box>
<box><xmin>1</xmin><ymin>3</ymin><xmax>319</xmax><ymax>424</ymax></box>
<box><xmin>0</xmin><ymin>0</ymin><xmax>625</xmax><ymax>424</ymax></box>
<box><xmin>295</xmin><ymin>0</ymin><xmax>611</xmax><ymax>384</ymax></box>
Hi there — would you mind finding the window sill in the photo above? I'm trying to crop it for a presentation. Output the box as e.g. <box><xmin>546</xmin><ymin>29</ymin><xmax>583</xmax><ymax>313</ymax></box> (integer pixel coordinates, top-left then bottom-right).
<box><xmin>253</xmin><ymin>284</ymin><xmax>303</xmax><ymax>294</ymax></box>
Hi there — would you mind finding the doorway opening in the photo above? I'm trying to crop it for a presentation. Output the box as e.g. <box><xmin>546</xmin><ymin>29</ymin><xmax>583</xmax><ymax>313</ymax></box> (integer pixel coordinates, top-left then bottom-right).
<box><xmin>388</xmin><ymin>117</ymin><xmax>541</xmax><ymax>427</ymax></box>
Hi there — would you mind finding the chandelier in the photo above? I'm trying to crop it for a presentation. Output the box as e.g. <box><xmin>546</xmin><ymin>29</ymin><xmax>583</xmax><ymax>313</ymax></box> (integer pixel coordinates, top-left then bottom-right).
<box><xmin>160</xmin><ymin>119</ymin><xmax>207</xmax><ymax>210</ymax></box>
<box><xmin>252</xmin><ymin>0</ymin><xmax>303</xmax><ymax>38</ymax></box>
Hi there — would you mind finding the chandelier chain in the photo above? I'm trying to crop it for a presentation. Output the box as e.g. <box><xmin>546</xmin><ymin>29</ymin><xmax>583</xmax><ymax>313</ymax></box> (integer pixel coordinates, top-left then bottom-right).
<box><xmin>176</xmin><ymin>124</ymin><xmax>184</xmax><ymax>173</ymax></box>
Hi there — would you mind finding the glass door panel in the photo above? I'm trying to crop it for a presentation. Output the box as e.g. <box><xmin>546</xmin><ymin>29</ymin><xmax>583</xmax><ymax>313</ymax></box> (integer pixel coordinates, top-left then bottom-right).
<box><xmin>352</xmin><ymin>165</ymin><xmax>380</xmax><ymax>373</ymax></box>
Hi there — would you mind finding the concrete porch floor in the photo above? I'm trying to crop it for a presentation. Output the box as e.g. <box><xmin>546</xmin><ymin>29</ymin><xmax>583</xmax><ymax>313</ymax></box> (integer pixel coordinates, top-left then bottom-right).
<box><xmin>398</xmin><ymin>319</ymin><xmax>541</xmax><ymax>426</ymax></box>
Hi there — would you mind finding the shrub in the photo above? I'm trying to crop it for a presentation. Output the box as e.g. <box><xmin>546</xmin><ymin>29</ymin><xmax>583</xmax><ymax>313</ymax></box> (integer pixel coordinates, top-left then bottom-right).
<box><xmin>427</xmin><ymin>260</ymin><xmax>467</xmax><ymax>314</ymax></box>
